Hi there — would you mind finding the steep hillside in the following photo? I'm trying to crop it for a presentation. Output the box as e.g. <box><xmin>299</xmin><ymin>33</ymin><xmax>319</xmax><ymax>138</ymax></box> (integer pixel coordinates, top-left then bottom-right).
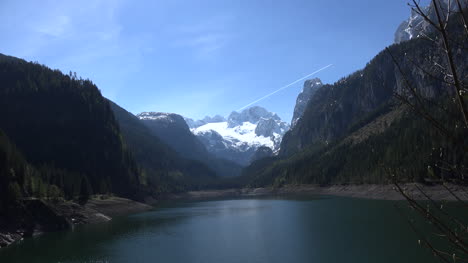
<box><xmin>245</xmin><ymin>11</ymin><xmax>468</xmax><ymax>186</ymax></box>
<box><xmin>291</xmin><ymin>78</ymin><xmax>323</xmax><ymax>128</ymax></box>
<box><xmin>0</xmin><ymin>54</ymin><xmax>141</xmax><ymax>199</ymax></box>
<box><xmin>137</xmin><ymin>112</ymin><xmax>242</xmax><ymax>177</ymax></box>
<box><xmin>109</xmin><ymin>102</ymin><xmax>218</xmax><ymax>193</ymax></box>
<box><xmin>248</xmin><ymin>108</ymin><xmax>444</xmax><ymax>186</ymax></box>
<box><xmin>280</xmin><ymin>36</ymin><xmax>458</xmax><ymax>157</ymax></box>
<box><xmin>138</xmin><ymin>112</ymin><xmax>210</xmax><ymax>162</ymax></box>
<box><xmin>0</xmin><ymin>128</ymin><xmax>40</xmax><ymax>212</ymax></box>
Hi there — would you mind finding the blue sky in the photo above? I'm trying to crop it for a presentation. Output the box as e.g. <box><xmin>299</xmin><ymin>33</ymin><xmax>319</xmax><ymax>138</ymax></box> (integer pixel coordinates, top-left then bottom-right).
<box><xmin>0</xmin><ymin>0</ymin><xmax>423</xmax><ymax>122</ymax></box>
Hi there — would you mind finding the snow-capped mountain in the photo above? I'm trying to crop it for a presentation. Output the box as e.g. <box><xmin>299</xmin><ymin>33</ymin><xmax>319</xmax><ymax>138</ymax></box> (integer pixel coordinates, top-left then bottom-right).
<box><xmin>291</xmin><ymin>78</ymin><xmax>322</xmax><ymax>128</ymax></box>
<box><xmin>136</xmin><ymin>111</ymin><xmax>243</xmax><ymax>177</ymax></box>
<box><xmin>394</xmin><ymin>0</ymin><xmax>467</xmax><ymax>43</ymax></box>
<box><xmin>187</xmin><ymin>106</ymin><xmax>289</xmax><ymax>166</ymax></box>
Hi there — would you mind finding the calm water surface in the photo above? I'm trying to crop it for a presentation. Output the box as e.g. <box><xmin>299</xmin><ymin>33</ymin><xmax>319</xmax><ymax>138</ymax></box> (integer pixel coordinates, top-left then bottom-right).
<box><xmin>0</xmin><ymin>196</ymin><xmax>438</xmax><ymax>263</ymax></box>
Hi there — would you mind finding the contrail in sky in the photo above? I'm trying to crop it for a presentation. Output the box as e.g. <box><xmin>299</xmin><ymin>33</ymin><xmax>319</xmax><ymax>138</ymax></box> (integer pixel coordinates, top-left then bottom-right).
<box><xmin>238</xmin><ymin>64</ymin><xmax>333</xmax><ymax>111</ymax></box>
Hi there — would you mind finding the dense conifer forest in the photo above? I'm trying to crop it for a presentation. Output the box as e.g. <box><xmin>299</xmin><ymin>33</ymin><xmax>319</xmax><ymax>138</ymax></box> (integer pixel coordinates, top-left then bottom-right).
<box><xmin>0</xmin><ymin>54</ymin><xmax>144</xmax><ymax>209</ymax></box>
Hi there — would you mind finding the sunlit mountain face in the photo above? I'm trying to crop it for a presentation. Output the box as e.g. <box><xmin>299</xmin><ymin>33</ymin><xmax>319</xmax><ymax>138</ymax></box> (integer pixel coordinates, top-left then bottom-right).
<box><xmin>186</xmin><ymin>106</ymin><xmax>289</xmax><ymax>165</ymax></box>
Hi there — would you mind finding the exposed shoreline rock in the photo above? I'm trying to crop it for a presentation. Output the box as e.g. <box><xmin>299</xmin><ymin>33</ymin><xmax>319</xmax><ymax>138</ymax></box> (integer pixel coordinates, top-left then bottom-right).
<box><xmin>0</xmin><ymin>232</ymin><xmax>22</xmax><ymax>248</ymax></box>
<box><xmin>165</xmin><ymin>183</ymin><xmax>468</xmax><ymax>201</ymax></box>
<box><xmin>0</xmin><ymin>196</ymin><xmax>152</xmax><ymax>249</ymax></box>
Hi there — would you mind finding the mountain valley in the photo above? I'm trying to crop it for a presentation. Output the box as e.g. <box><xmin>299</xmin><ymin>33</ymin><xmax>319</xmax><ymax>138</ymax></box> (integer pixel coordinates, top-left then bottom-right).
<box><xmin>0</xmin><ymin>1</ymin><xmax>467</xmax><ymax>258</ymax></box>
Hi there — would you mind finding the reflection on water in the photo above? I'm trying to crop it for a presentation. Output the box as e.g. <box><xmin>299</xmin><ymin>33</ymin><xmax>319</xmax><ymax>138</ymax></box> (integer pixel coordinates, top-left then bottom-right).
<box><xmin>0</xmin><ymin>196</ymin><xmax>438</xmax><ymax>263</ymax></box>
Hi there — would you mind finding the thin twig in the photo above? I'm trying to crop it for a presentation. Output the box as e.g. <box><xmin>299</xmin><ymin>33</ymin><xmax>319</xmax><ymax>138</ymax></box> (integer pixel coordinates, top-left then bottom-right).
<box><xmin>442</xmin><ymin>183</ymin><xmax>468</xmax><ymax>207</ymax></box>
<box><xmin>394</xmin><ymin>203</ymin><xmax>452</xmax><ymax>263</ymax></box>
<box><xmin>432</xmin><ymin>0</ymin><xmax>468</xmax><ymax>128</ymax></box>
<box><xmin>394</xmin><ymin>182</ymin><xmax>468</xmax><ymax>253</ymax></box>
<box><xmin>455</xmin><ymin>0</ymin><xmax>468</xmax><ymax>36</ymax></box>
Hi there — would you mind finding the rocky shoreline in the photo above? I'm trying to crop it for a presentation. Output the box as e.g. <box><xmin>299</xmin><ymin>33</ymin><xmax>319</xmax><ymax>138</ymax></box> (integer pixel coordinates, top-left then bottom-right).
<box><xmin>166</xmin><ymin>183</ymin><xmax>468</xmax><ymax>201</ymax></box>
<box><xmin>2</xmin><ymin>183</ymin><xmax>466</xmax><ymax>249</ymax></box>
<box><xmin>0</xmin><ymin>196</ymin><xmax>152</xmax><ymax>249</ymax></box>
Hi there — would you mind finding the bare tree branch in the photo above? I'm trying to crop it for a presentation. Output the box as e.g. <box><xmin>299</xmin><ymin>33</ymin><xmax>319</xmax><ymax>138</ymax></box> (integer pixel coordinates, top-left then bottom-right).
<box><xmin>432</xmin><ymin>0</ymin><xmax>468</xmax><ymax>127</ymax></box>
<box><xmin>385</xmin><ymin>47</ymin><xmax>457</xmax><ymax>140</ymax></box>
<box><xmin>455</xmin><ymin>0</ymin><xmax>468</xmax><ymax>35</ymax></box>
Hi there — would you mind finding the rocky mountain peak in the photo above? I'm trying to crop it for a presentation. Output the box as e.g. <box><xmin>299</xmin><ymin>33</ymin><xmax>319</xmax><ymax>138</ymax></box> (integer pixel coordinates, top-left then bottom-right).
<box><xmin>394</xmin><ymin>0</ymin><xmax>467</xmax><ymax>43</ymax></box>
<box><xmin>255</xmin><ymin>118</ymin><xmax>288</xmax><ymax>137</ymax></box>
<box><xmin>203</xmin><ymin>115</ymin><xmax>226</xmax><ymax>123</ymax></box>
<box><xmin>187</xmin><ymin>106</ymin><xmax>290</xmax><ymax>165</ymax></box>
<box><xmin>227</xmin><ymin>106</ymin><xmax>280</xmax><ymax>128</ymax></box>
<box><xmin>304</xmin><ymin>78</ymin><xmax>322</xmax><ymax>91</ymax></box>
<box><xmin>291</xmin><ymin>78</ymin><xmax>323</xmax><ymax>128</ymax></box>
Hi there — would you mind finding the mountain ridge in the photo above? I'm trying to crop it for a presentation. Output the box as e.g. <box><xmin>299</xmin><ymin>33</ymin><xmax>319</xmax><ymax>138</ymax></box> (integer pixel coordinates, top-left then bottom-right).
<box><xmin>136</xmin><ymin>111</ymin><xmax>243</xmax><ymax>177</ymax></box>
<box><xmin>244</xmin><ymin>5</ymin><xmax>468</xmax><ymax>186</ymax></box>
<box><xmin>0</xmin><ymin>53</ymin><xmax>142</xmax><ymax>202</ymax></box>
<box><xmin>188</xmin><ymin>106</ymin><xmax>290</xmax><ymax>166</ymax></box>
<box><xmin>394</xmin><ymin>0</ymin><xmax>467</xmax><ymax>43</ymax></box>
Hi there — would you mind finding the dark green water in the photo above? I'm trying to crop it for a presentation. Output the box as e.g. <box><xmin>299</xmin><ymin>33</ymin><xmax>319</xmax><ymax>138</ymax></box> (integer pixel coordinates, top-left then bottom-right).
<box><xmin>0</xmin><ymin>196</ymin><xmax>439</xmax><ymax>263</ymax></box>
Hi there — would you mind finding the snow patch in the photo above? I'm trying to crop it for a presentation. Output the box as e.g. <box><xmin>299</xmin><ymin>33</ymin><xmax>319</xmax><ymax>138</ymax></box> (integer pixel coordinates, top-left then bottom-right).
<box><xmin>138</xmin><ymin>112</ymin><xmax>174</xmax><ymax>122</ymax></box>
<box><xmin>192</xmin><ymin>122</ymin><xmax>275</xmax><ymax>149</ymax></box>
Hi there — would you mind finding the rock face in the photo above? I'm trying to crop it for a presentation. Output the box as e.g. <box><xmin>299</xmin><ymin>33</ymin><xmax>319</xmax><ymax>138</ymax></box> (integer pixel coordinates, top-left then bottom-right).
<box><xmin>394</xmin><ymin>6</ymin><xmax>431</xmax><ymax>43</ymax></box>
<box><xmin>291</xmin><ymin>78</ymin><xmax>323</xmax><ymax>128</ymax></box>
<box><xmin>256</xmin><ymin>118</ymin><xmax>288</xmax><ymax>137</ymax></box>
<box><xmin>189</xmin><ymin>106</ymin><xmax>290</xmax><ymax>166</ymax></box>
<box><xmin>394</xmin><ymin>0</ymin><xmax>467</xmax><ymax>43</ymax></box>
<box><xmin>227</xmin><ymin>106</ymin><xmax>280</xmax><ymax>128</ymax></box>
<box><xmin>280</xmin><ymin>13</ymin><xmax>468</xmax><ymax>157</ymax></box>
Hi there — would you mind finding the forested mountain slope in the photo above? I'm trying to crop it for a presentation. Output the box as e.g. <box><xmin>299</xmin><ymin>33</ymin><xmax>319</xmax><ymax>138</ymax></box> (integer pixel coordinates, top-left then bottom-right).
<box><xmin>0</xmin><ymin>54</ymin><xmax>142</xmax><ymax>201</ymax></box>
<box><xmin>137</xmin><ymin>112</ymin><xmax>242</xmax><ymax>177</ymax></box>
<box><xmin>109</xmin><ymin>101</ymin><xmax>219</xmax><ymax>193</ymax></box>
<box><xmin>245</xmin><ymin>13</ymin><xmax>468</xmax><ymax>187</ymax></box>
<box><xmin>0</xmin><ymin>129</ymin><xmax>43</xmax><ymax>211</ymax></box>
